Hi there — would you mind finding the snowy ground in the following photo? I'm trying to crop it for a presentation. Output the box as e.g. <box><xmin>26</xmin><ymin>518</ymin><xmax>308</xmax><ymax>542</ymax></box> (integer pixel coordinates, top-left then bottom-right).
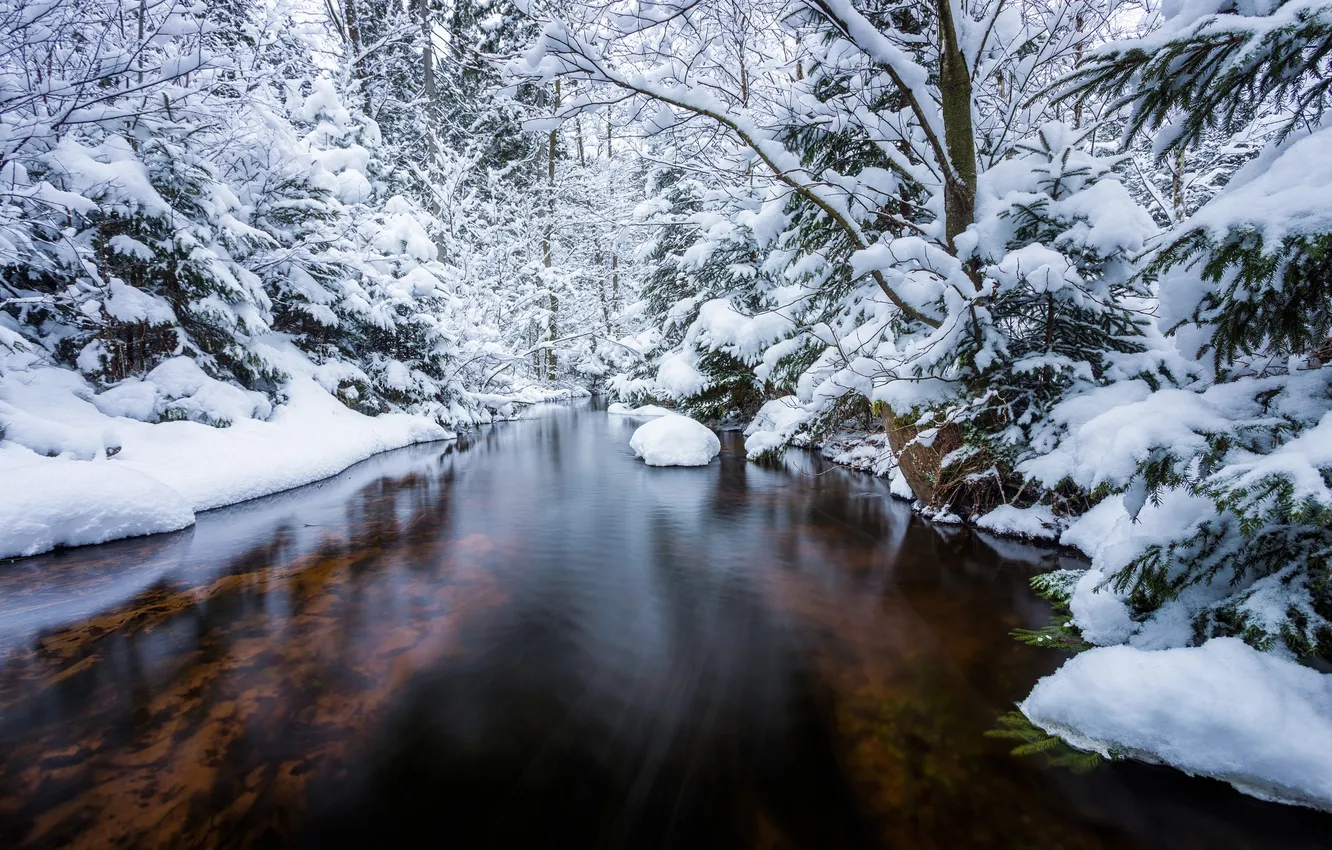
<box><xmin>0</xmin><ymin>354</ymin><xmax>572</xmax><ymax>560</ymax></box>
<box><xmin>1001</xmin><ymin>489</ymin><xmax>1332</xmax><ymax>813</ymax></box>
<box><xmin>1024</xmin><ymin>637</ymin><xmax>1332</xmax><ymax>811</ymax></box>
<box><xmin>0</xmin><ymin>366</ymin><xmax>449</xmax><ymax>559</ymax></box>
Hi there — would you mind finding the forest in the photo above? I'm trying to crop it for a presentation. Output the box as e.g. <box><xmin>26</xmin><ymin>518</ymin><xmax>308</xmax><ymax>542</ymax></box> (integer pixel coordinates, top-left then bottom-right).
<box><xmin>1</xmin><ymin>0</ymin><xmax>1331</xmax><ymax>827</ymax></box>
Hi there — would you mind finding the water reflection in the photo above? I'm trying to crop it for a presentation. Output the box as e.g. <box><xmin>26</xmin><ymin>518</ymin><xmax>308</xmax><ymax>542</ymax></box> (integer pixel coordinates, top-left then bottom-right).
<box><xmin>0</xmin><ymin>402</ymin><xmax>1327</xmax><ymax>849</ymax></box>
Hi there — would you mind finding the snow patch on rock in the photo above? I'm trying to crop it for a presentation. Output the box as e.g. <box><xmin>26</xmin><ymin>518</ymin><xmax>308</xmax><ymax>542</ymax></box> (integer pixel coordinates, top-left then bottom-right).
<box><xmin>976</xmin><ymin>504</ymin><xmax>1062</xmax><ymax>540</ymax></box>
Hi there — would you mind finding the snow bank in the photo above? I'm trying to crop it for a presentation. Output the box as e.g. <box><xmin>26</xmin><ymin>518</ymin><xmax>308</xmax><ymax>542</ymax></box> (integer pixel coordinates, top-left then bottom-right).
<box><xmin>1023</xmin><ymin>638</ymin><xmax>1332</xmax><ymax>811</ymax></box>
<box><xmin>0</xmin><ymin>368</ymin><xmax>450</xmax><ymax>559</ymax></box>
<box><xmin>117</xmin><ymin>379</ymin><xmax>448</xmax><ymax>510</ymax></box>
<box><xmin>743</xmin><ymin>396</ymin><xmax>809</xmax><ymax>458</ymax></box>
<box><xmin>0</xmin><ymin>464</ymin><xmax>195</xmax><ymax>558</ymax></box>
<box><xmin>467</xmin><ymin>384</ymin><xmax>591</xmax><ymax>421</ymax></box>
<box><xmin>607</xmin><ymin>402</ymin><xmax>674</xmax><ymax>417</ymax></box>
<box><xmin>629</xmin><ymin>415</ymin><xmax>720</xmax><ymax>467</ymax></box>
<box><xmin>976</xmin><ymin>504</ymin><xmax>1062</xmax><ymax>540</ymax></box>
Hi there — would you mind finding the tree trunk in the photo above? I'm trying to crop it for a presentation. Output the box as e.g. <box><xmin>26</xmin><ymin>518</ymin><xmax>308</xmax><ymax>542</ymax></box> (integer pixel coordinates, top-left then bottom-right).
<box><xmin>880</xmin><ymin>405</ymin><xmax>963</xmax><ymax>506</ymax></box>
<box><xmin>936</xmin><ymin>0</ymin><xmax>977</xmax><ymax>267</ymax></box>
<box><xmin>419</xmin><ymin>0</ymin><xmax>437</xmax><ymax>161</ymax></box>
<box><xmin>1171</xmin><ymin>147</ymin><xmax>1186</xmax><ymax>222</ymax></box>
<box><xmin>343</xmin><ymin>0</ymin><xmax>370</xmax><ymax>113</ymax></box>
<box><xmin>543</xmin><ymin>80</ymin><xmax>560</xmax><ymax>380</ymax></box>
<box><xmin>609</xmin><ymin>252</ymin><xmax>618</xmax><ymax>331</ymax></box>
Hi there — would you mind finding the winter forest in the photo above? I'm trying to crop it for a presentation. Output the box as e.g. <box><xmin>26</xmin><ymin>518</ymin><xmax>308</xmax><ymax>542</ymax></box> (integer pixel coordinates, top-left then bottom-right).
<box><xmin>2</xmin><ymin>0</ymin><xmax>1332</xmax><ymax>838</ymax></box>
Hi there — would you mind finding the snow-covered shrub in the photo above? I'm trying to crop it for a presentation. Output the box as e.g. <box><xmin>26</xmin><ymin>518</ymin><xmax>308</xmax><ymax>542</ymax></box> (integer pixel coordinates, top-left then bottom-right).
<box><xmin>611</xmin><ymin>168</ymin><xmax>798</xmax><ymax>422</ymax></box>
<box><xmin>1043</xmin><ymin>0</ymin><xmax>1332</xmax><ymax>662</ymax></box>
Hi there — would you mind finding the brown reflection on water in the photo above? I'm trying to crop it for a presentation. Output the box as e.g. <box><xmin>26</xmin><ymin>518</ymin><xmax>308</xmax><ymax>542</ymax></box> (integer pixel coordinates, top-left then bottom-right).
<box><xmin>0</xmin><ymin>404</ymin><xmax>1328</xmax><ymax>850</ymax></box>
<box><xmin>0</xmin><ymin>455</ymin><xmax>510</xmax><ymax>849</ymax></box>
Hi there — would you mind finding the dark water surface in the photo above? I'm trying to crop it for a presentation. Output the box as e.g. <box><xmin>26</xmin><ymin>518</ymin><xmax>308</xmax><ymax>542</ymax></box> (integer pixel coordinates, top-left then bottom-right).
<box><xmin>1</xmin><ymin>401</ymin><xmax>1328</xmax><ymax>850</ymax></box>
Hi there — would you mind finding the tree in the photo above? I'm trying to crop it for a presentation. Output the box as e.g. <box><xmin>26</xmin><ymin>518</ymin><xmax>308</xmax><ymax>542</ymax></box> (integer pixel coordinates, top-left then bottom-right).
<box><xmin>1043</xmin><ymin>0</ymin><xmax>1332</xmax><ymax>661</ymax></box>
<box><xmin>518</xmin><ymin>0</ymin><xmax>1140</xmax><ymax>507</ymax></box>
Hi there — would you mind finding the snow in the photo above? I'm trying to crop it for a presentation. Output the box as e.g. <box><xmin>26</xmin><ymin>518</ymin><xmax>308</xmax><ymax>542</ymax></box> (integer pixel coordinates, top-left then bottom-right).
<box><xmin>888</xmin><ymin>467</ymin><xmax>915</xmax><ymax>500</ymax></box>
<box><xmin>0</xmin><ymin>362</ymin><xmax>451</xmax><ymax>560</ymax></box>
<box><xmin>976</xmin><ymin>504</ymin><xmax>1062</xmax><ymax>540</ymax></box>
<box><xmin>1021</xmin><ymin>382</ymin><xmax>1231</xmax><ymax>491</ymax></box>
<box><xmin>817</xmin><ymin>429</ymin><xmax>893</xmax><ymax>475</ymax></box>
<box><xmin>690</xmin><ymin>299</ymin><xmax>795</xmax><ymax>362</ymax></box>
<box><xmin>0</xmin><ymin>463</ymin><xmax>194</xmax><ymax>558</ymax></box>
<box><xmin>607</xmin><ymin>402</ymin><xmax>674</xmax><ymax>417</ymax></box>
<box><xmin>743</xmin><ymin>396</ymin><xmax>808</xmax><ymax>458</ymax></box>
<box><xmin>1023</xmin><ymin>638</ymin><xmax>1332</xmax><ymax>812</ymax></box>
<box><xmin>103</xmin><ymin>278</ymin><xmax>177</xmax><ymax>325</ymax></box>
<box><xmin>93</xmin><ymin>357</ymin><xmax>272</xmax><ymax>425</ymax></box>
<box><xmin>655</xmin><ymin>349</ymin><xmax>709</xmax><ymax>398</ymax></box>
<box><xmin>628</xmin><ymin>414</ymin><xmax>720</xmax><ymax>467</ymax></box>
<box><xmin>114</xmin><ymin>379</ymin><xmax>449</xmax><ymax>511</ymax></box>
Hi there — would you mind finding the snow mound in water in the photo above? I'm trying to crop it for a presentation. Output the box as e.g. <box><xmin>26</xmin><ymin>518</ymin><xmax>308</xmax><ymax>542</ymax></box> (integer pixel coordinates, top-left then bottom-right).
<box><xmin>629</xmin><ymin>415</ymin><xmax>720</xmax><ymax>467</ymax></box>
<box><xmin>1022</xmin><ymin>637</ymin><xmax>1332</xmax><ymax>811</ymax></box>
<box><xmin>976</xmin><ymin>504</ymin><xmax>1062</xmax><ymax>540</ymax></box>
<box><xmin>607</xmin><ymin>402</ymin><xmax>674</xmax><ymax>417</ymax></box>
<box><xmin>0</xmin><ymin>463</ymin><xmax>195</xmax><ymax>558</ymax></box>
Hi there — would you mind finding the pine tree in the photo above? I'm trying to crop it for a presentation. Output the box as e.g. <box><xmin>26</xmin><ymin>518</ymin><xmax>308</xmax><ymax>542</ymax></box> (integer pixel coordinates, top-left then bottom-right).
<box><xmin>1052</xmin><ymin>0</ymin><xmax>1332</xmax><ymax>660</ymax></box>
<box><xmin>956</xmin><ymin>123</ymin><xmax>1154</xmax><ymax>510</ymax></box>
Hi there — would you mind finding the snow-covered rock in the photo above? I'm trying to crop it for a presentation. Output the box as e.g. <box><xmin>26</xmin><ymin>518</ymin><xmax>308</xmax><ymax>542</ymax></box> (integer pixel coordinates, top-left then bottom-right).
<box><xmin>629</xmin><ymin>415</ymin><xmax>720</xmax><ymax>467</ymax></box>
<box><xmin>1023</xmin><ymin>638</ymin><xmax>1332</xmax><ymax>812</ymax></box>
<box><xmin>976</xmin><ymin>504</ymin><xmax>1062</xmax><ymax>540</ymax></box>
<box><xmin>607</xmin><ymin>402</ymin><xmax>674</xmax><ymax>417</ymax></box>
<box><xmin>0</xmin><ymin>463</ymin><xmax>195</xmax><ymax>558</ymax></box>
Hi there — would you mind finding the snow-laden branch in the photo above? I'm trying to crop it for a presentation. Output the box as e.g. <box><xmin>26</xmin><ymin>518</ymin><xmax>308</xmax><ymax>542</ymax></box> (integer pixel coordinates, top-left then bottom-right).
<box><xmin>518</xmin><ymin>19</ymin><xmax>942</xmax><ymax>328</ymax></box>
<box><xmin>800</xmin><ymin>0</ymin><xmax>955</xmax><ymax>182</ymax></box>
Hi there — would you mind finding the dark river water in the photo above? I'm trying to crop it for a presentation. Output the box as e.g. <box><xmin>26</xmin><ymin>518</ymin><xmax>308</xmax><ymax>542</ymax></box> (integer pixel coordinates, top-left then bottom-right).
<box><xmin>0</xmin><ymin>401</ymin><xmax>1328</xmax><ymax>850</ymax></box>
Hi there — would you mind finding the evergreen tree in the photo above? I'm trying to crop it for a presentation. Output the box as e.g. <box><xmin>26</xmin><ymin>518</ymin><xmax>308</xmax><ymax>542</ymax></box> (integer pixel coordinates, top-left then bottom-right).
<box><xmin>1052</xmin><ymin>0</ymin><xmax>1332</xmax><ymax>660</ymax></box>
<box><xmin>953</xmin><ymin>123</ymin><xmax>1155</xmax><ymax>511</ymax></box>
<box><xmin>613</xmin><ymin>167</ymin><xmax>782</xmax><ymax>422</ymax></box>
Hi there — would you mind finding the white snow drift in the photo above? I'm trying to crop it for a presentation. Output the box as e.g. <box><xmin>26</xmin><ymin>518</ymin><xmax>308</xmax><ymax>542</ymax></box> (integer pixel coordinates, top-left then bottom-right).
<box><xmin>607</xmin><ymin>402</ymin><xmax>674</xmax><ymax>417</ymax></box>
<box><xmin>0</xmin><ymin>463</ymin><xmax>196</xmax><ymax>558</ymax></box>
<box><xmin>1023</xmin><ymin>638</ymin><xmax>1332</xmax><ymax>811</ymax></box>
<box><xmin>628</xmin><ymin>414</ymin><xmax>720</xmax><ymax>467</ymax></box>
<box><xmin>0</xmin><ymin>357</ymin><xmax>452</xmax><ymax>560</ymax></box>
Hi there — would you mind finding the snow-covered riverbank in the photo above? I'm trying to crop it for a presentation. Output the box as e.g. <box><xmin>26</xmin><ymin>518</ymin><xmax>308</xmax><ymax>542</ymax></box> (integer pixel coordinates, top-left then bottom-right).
<box><xmin>787</xmin><ymin>419</ymin><xmax>1332</xmax><ymax>814</ymax></box>
<box><xmin>0</xmin><ymin>364</ymin><xmax>449</xmax><ymax>559</ymax></box>
<box><xmin>0</xmin><ymin>354</ymin><xmax>577</xmax><ymax>560</ymax></box>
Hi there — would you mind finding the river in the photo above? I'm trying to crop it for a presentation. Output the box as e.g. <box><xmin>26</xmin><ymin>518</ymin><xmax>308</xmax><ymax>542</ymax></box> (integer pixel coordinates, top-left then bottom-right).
<box><xmin>0</xmin><ymin>401</ymin><xmax>1327</xmax><ymax>849</ymax></box>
